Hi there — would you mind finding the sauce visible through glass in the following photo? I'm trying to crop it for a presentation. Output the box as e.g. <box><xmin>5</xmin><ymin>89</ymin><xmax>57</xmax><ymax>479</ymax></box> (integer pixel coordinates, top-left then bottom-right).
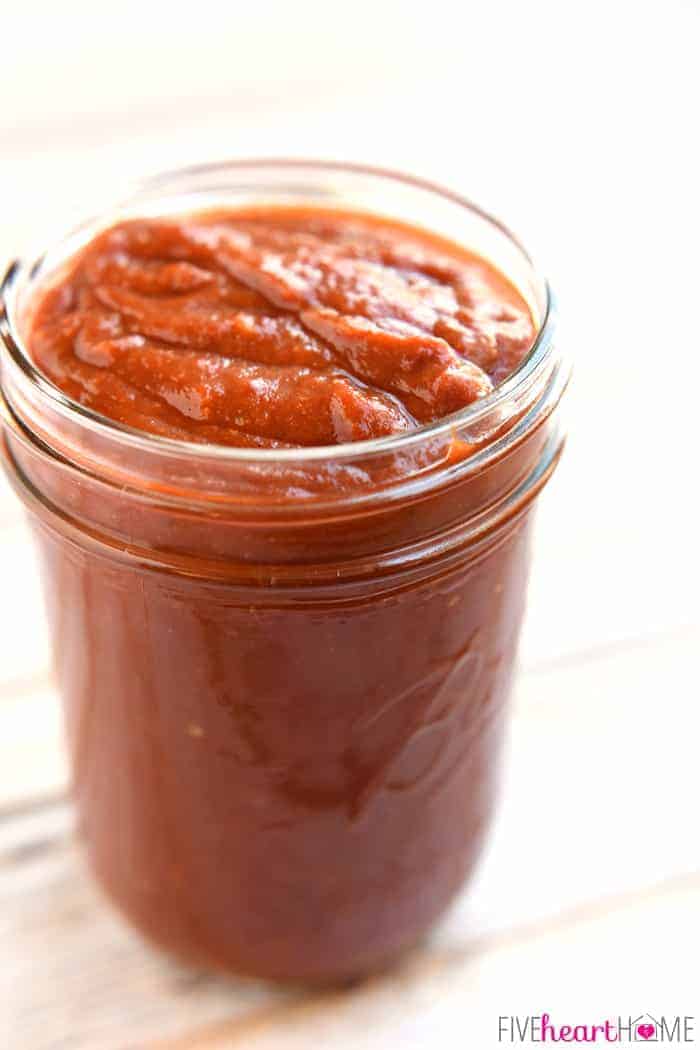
<box><xmin>7</xmin><ymin>201</ymin><xmax>562</xmax><ymax>981</ymax></box>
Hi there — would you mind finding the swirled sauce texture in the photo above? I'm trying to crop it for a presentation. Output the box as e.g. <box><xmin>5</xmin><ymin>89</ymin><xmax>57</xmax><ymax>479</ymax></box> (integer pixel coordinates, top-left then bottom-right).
<box><xmin>27</xmin><ymin>208</ymin><xmax>536</xmax><ymax>448</ymax></box>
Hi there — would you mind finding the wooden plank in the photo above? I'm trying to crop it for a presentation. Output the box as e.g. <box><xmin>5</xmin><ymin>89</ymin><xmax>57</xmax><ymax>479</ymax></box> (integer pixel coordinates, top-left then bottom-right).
<box><xmin>438</xmin><ymin>626</ymin><xmax>700</xmax><ymax>944</ymax></box>
<box><xmin>0</xmin><ymin>804</ymin><xmax>296</xmax><ymax>1050</ymax></box>
<box><xmin>153</xmin><ymin>876</ymin><xmax>700</xmax><ymax>1050</ymax></box>
<box><xmin>1</xmin><ymin>629</ymin><xmax>698</xmax><ymax>1049</ymax></box>
<box><xmin>3</xmin><ymin>814</ymin><xmax>698</xmax><ymax>1049</ymax></box>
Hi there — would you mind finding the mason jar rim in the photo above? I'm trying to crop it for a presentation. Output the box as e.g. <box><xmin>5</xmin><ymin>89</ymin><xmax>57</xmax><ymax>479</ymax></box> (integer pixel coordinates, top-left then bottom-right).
<box><xmin>0</xmin><ymin>158</ymin><xmax>556</xmax><ymax>467</ymax></box>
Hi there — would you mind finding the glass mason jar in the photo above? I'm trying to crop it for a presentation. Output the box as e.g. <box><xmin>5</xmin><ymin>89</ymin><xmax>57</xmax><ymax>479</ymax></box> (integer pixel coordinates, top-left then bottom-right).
<box><xmin>0</xmin><ymin>161</ymin><xmax>569</xmax><ymax>981</ymax></box>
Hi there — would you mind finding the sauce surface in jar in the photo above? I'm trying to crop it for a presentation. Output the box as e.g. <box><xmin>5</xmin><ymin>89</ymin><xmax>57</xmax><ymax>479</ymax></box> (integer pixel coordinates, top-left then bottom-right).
<box><xmin>26</xmin><ymin>207</ymin><xmax>536</xmax><ymax>448</ymax></box>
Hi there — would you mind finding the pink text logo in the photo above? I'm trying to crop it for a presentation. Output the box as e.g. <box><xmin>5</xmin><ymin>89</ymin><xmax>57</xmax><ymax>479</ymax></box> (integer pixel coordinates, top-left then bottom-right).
<box><xmin>498</xmin><ymin>1014</ymin><xmax>696</xmax><ymax>1044</ymax></box>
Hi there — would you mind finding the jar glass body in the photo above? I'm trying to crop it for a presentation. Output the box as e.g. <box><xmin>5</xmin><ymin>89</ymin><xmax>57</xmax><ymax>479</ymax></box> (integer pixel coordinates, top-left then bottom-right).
<box><xmin>0</xmin><ymin>161</ymin><xmax>568</xmax><ymax>981</ymax></box>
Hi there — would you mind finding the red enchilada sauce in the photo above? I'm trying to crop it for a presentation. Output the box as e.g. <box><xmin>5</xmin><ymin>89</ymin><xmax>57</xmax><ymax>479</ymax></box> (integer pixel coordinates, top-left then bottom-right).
<box><xmin>19</xmin><ymin>208</ymin><xmax>544</xmax><ymax>980</ymax></box>
<box><xmin>27</xmin><ymin>208</ymin><xmax>535</xmax><ymax>446</ymax></box>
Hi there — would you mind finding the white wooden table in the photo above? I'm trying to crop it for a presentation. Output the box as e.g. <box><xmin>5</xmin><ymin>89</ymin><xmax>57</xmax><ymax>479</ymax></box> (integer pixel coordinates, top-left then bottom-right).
<box><xmin>2</xmin><ymin>2</ymin><xmax>699</xmax><ymax>1045</ymax></box>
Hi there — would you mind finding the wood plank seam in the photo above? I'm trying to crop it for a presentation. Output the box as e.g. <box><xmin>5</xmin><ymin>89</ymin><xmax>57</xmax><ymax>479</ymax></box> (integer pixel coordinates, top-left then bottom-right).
<box><xmin>138</xmin><ymin>869</ymin><xmax>700</xmax><ymax>1050</ymax></box>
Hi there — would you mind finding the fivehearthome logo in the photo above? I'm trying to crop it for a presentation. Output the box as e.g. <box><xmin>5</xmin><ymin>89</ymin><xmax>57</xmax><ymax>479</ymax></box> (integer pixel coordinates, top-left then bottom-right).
<box><xmin>498</xmin><ymin>1014</ymin><xmax>696</xmax><ymax>1043</ymax></box>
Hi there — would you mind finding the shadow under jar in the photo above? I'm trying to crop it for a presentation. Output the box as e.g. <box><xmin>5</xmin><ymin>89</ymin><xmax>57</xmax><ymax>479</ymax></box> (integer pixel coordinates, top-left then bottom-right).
<box><xmin>0</xmin><ymin>161</ymin><xmax>569</xmax><ymax>982</ymax></box>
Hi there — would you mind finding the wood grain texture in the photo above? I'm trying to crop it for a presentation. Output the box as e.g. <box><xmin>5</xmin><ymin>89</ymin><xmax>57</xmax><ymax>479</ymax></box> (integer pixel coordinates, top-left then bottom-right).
<box><xmin>1</xmin><ymin>632</ymin><xmax>697</xmax><ymax>1049</ymax></box>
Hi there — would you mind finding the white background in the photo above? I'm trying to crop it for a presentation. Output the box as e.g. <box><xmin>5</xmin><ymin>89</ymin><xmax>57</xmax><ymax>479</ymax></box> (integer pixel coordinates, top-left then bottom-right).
<box><xmin>1</xmin><ymin>2</ymin><xmax>699</xmax><ymax>1047</ymax></box>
